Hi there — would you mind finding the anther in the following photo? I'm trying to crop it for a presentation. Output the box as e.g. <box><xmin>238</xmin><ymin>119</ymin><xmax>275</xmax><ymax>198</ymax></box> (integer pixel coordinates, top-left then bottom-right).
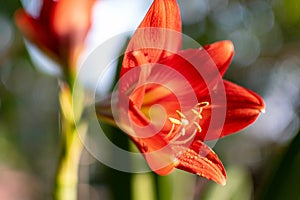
<box><xmin>171</xmin><ymin>128</ymin><xmax>197</xmax><ymax>145</ymax></box>
<box><xmin>192</xmin><ymin>109</ymin><xmax>203</xmax><ymax>119</ymax></box>
<box><xmin>193</xmin><ymin>122</ymin><xmax>202</xmax><ymax>132</ymax></box>
<box><xmin>176</xmin><ymin>110</ymin><xmax>186</xmax><ymax>119</ymax></box>
<box><xmin>168</xmin><ymin>117</ymin><xmax>181</xmax><ymax>125</ymax></box>
<box><xmin>197</xmin><ymin>102</ymin><xmax>209</xmax><ymax>108</ymax></box>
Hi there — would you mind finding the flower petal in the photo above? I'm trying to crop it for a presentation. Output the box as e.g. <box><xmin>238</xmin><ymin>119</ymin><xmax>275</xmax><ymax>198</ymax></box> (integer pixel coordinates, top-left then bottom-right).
<box><xmin>121</xmin><ymin>0</ymin><xmax>182</xmax><ymax>76</ymax></box>
<box><xmin>138</xmin><ymin>0</ymin><xmax>181</xmax><ymax>31</ymax></box>
<box><xmin>15</xmin><ymin>0</ymin><xmax>95</xmax><ymax>68</ymax></box>
<box><xmin>119</xmin><ymin>62</ymin><xmax>199</xmax><ymax>115</ymax></box>
<box><xmin>158</xmin><ymin>40</ymin><xmax>234</xmax><ymax>97</ymax></box>
<box><xmin>221</xmin><ymin>80</ymin><xmax>265</xmax><ymax>133</ymax></box>
<box><xmin>51</xmin><ymin>0</ymin><xmax>95</xmax><ymax>37</ymax></box>
<box><xmin>199</xmin><ymin>80</ymin><xmax>265</xmax><ymax>141</ymax></box>
<box><xmin>51</xmin><ymin>0</ymin><xmax>95</xmax><ymax>67</ymax></box>
<box><xmin>203</xmin><ymin>40</ymin><xmax>234</xmax><ymax>76</ymax></box>
<box><xmin>132</xmin><ymin>136</ymin><xmax>227</xmax><ymax>185</ymax></box>
<box><xmin>175</xmin><ymin>140</ymin><xmax>226</xmax><ymax>185</ymax></box>
<box><xmin>14</xmin><ymin>9</ymin><xmax>59</xmax><ymax>59</ymax></box>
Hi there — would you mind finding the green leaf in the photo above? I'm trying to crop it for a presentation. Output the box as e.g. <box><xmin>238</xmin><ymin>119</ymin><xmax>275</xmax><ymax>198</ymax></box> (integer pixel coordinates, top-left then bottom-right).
<box><xmin>258</xmin><ymin>129</ymin><xmax>300</xmax><ymax>200</ymax></box>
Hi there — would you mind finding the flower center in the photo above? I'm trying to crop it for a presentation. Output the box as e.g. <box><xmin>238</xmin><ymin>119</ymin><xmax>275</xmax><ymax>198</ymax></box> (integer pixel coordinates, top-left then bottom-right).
<box><xmin>165</xmin><ymin>102</ymin><xmax>209</xmax><ymax>145</ymax></box>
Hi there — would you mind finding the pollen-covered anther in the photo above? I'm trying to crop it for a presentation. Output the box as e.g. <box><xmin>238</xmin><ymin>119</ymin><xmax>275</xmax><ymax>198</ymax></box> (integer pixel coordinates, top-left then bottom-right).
<box><xmin>197</xmin><ymin>101</ymin><xmax>210</xmax><ymax>108</ymax></box>
<box><xmin>192</xmin><ymin>109</ymin><xmax>203</xmax><ymax>119</ymax></box>
<box><xmin>166</xmin><ymin>117</ymin><xmax>179</xmax><ymax>139</ymax></box>
<box><xmin>176</xmin><ymin>110</ymin><xmax>187</xmax><ymax>119</ymax></box>
<box><xmin>193</xmin><ymin>122</ymin><xmax>202</xmax><ymax>132</ymax></box>
<box><xmin>191</xmin><ymin>101</ymin><xmax>210</xmax><ymax>120</ymax></box>
<box><xmin>166</xmin><ymin>111</ymin><xmax>189</xmax><ymax>142</ymax></box>
<box><xmin>168</xmin><ymin>117</ymin><xmax>181</xmax><ymax>125</ymax></box>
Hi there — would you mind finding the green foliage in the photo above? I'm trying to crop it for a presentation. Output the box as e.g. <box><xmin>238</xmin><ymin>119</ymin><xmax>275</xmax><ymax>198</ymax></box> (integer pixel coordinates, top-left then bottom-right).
<box><xmin>259</xmin><ymin>129</ymin><xmax>300</xmax><ymax>200</ymax></box>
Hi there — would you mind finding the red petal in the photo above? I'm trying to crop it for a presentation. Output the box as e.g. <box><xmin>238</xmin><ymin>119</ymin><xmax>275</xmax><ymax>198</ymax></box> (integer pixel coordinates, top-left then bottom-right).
<box><xmin>119</xmin><ymin>62</ymin><xmax>198</xmax><ymax>114</ymax></box>
<box><xmin>14</xmin><ymin>9</ymin><xmax>60</xmax><ymax>62</ymax></box>
<box><xmin>199</xmin><ymin>80</ymin><xmax>265</xmax><ymax>141</ymax></box>
<box><xmin>51</xmin><ymin>0</ymin><xmax>95</xmax><ymax>67</ymax></box>
<box><xmin>141</xmin><ymin>144</ymin><xmax>177</xmax><ymax>176</ymax></box>
<box><xmin>221</xmin><ymin>80</ymin><xmax>265</xmax><ymax>133</ymax></box>
<box><xmin>15</xmin><ymin>0</ymin><xmax>95</xmax><ymax>68</ymax></box>
<box><xmin>175</xmin><ymin>140</ymin><xmax>226</xmax><ymax>185</ymax></box>
<box><xmin>39</xmin><ymin>0</ymin><xmax>56</xmax><ymax>23</ymax></box>
<box><xmin>121</xmin><ymin>99</ymin><xmax>175</xmax><ymax>175</ymax></box>
<box><xmin>121</xmin><ymin>0</ymin><xmax>182</xmax><ymax>76</ymax></box>
<box><xmin>132</xmin><ymin>135</ymin><xmax>226</xmax><ymax>185</ymax></box>
<box><xmin>204</xmin><ymin>40</ymin><xmax>234</xmax><ymax>76</ymax></box>
<box><xmin>138</xmin><ymin>0</ymin><xmax>181</xmax><ymax>31</ymax></box>
<box><xmin>51</xmin><ymin>0</ymin><xmax>95</xmax><ymax>37</ymax></box>
<box><xmin>158</xmin><ymin>40</ymin><xmax>234</xmax><ymax>97</ymax></box>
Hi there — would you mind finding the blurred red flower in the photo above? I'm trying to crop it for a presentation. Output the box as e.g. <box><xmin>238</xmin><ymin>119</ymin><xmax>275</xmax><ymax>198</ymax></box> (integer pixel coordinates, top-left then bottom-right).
<box><xmin>14</xmin><ymin>0</ymin><xmax>95</xmax><ymax>73</ymax></box>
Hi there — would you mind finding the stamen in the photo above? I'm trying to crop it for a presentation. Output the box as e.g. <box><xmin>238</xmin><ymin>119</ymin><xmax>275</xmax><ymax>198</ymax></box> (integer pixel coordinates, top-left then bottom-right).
<box><xmin>171</xmin><ymin>128</ymin><xmax>197</xmax><ymax>145</ymax></box>
<box><xmin>193</xmin><ymin>122</ymin><xmax>202</xmax><ymax>132</ymax></box>
<box><xmin>169</xmin><ymin>129</ymin><xmax>185</xmax><ymax>143</ymax></box>
<box><xmin>192</xmin><ymin>109</ymin><xmax>203</xmax><ymax>119</ymax></box>
<box><xmin>166</xmin><ymin>103</ymin><xmax>208</xmax><ymax>145</ymax></box>
<box><xmin>168</xmin><ymin>117</ymin><xmax>181</xmax><ymax>125</ymax></box>
<box><xmin>197</xmin><ymin>101</ymin><xmax>209</xmax><ymax>108</ymax></box>
<box><xmin>181</xmin><ymin>127</ymin><xmax>186</xmax><ymax>136</ymax></box>
<box><xmin>176</xmin><ymin>110</ymin><xmax>186</xmax><ymax>119</ymax></box>
<box><xmin>165</xmin><ymin>123</ymin><xmax>176</xmax><ymax>139</ymax></box>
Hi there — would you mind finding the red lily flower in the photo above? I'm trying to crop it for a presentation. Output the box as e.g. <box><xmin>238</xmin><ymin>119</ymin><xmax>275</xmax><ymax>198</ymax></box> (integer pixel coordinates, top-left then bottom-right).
<box><xmin>98</xmin><ymin>0</ymin><xmax>265</xmax><ymax>185</ymax></box>
<box><xmin>14</xmin><ymin>0</ymin><xmax>95</xmax><ymax>72</ymax></box>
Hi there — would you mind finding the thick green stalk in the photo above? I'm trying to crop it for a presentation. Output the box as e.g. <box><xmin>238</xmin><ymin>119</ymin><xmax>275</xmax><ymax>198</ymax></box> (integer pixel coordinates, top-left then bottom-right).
<box><xmin>54</xmin><ymin>83</ymin><xmax>85</xmax><ymax>200</ymax></box>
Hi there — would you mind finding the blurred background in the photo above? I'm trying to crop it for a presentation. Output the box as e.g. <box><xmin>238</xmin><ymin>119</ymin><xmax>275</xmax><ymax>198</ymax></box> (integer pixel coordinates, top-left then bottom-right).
<box><xmin>0</xmin><ymin>0</ymin><xmax>300</xmax><ymax>199</ymax></box>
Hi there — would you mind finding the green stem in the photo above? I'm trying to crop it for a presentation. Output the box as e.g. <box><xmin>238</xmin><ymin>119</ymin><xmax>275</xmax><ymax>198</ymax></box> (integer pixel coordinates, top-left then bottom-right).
<box><xmin>54</xmin><ymin>129</ymin><xmax>83</xmax><ymax>200</ymax></box>
<box><xmin>53</xmin><ymin>82</ymin><xmax>85</xmax><ymax>200</ymax></box>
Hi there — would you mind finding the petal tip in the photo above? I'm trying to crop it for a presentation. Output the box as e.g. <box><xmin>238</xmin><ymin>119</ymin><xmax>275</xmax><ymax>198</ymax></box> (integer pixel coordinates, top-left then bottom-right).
<box><xmin>204</xmin><ymin>40</ymin><xmax>235</xmax><ymax>74</ymax></box>
<box><xmin>219</xmin><ymin>176</ymin><xmax>227</xmax><ymax>186</ymax></box>
<box><xmin>205</xmin><ymin>40</ymin><xmax>235</xmax><ymax>55</ymax></box>
<box><xmin>260</xmin><ymin>99</ymin><xmax>266</xmax><ymax>114</ymax></box>
<box><xmin>221</xmin><ymin>40</ymin><xmax>234</xmax><ymax>54</ymax></box>
<box><xmin>213</xmin><ymin>167</ymin><xmax>227</xmax><ymax>186</ymax></box>
<box><xmin>248</xmin><ymin>88</ymin><xmax>266</xmax><ymax>114</ymax></box>
<box><xmin>14</xmin><ymin>9</ymin><xmax>27</xmax><ymax>27</ymax></box>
